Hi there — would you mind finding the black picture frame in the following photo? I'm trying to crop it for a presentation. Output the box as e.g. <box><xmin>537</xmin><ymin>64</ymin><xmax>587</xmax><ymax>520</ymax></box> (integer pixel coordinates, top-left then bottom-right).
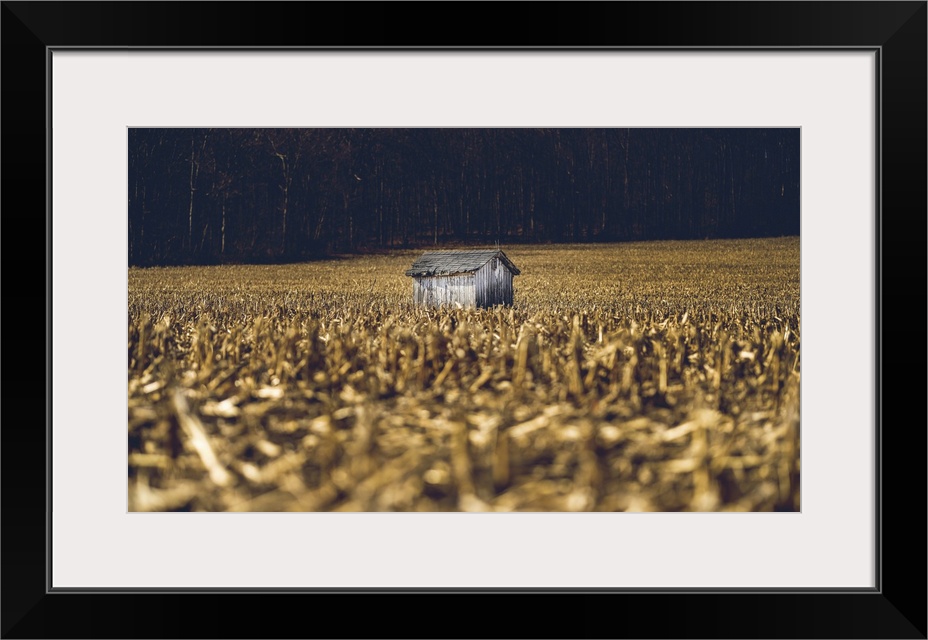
<box><xmin>4</xmin><ymin>2</ymin><xmax>925</xmax><ymax>638</ymax></box>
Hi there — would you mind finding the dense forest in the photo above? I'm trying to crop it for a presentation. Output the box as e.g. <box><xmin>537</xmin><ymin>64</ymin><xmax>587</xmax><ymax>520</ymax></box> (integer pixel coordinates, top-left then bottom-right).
<box><xmin>128</xmin><ymin>128</ymin><xmax>800</xmax><ymax>265</ymax></box>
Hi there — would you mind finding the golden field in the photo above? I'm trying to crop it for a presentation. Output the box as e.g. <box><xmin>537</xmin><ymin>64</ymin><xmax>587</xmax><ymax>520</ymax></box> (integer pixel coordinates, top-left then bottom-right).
<box><xmin>128</xmin><ymin>237</ymin><xmax>800</xmax><ymax>512</ymax></box>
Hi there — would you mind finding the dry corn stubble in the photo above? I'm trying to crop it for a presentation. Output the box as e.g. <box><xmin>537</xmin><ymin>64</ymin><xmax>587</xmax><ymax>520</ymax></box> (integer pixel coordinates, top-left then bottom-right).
<box><xmin>128</xmin><ymin>238</ymin><xmax>800</xmax><ymax>512</ymax></box>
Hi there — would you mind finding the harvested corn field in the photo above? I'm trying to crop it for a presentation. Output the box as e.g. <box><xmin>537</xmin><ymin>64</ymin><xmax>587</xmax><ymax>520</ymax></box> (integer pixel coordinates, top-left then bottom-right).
<box><xmin>128</xmin><ymin>237</ymin><xmax>800</xmax><ymax>512</ymax></box>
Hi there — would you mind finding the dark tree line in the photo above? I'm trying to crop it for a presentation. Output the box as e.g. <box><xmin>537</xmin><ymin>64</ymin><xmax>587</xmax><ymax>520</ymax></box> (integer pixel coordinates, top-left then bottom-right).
<box><xmin>128</xmin><ymin>128</ymin><xmax>800</xmax><ymax>265</ymax></box>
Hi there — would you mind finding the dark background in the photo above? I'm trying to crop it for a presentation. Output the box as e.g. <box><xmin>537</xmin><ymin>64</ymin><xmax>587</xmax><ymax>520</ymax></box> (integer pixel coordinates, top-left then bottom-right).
<box><xmin>129</xmin><ymin>127</ymin><xmax>800</xmax><ymax>265</ymax></box>
<box><xmin>2</xmin><ymin>1</ymin><xmax>924</xmax><ymax>639</ymax></box>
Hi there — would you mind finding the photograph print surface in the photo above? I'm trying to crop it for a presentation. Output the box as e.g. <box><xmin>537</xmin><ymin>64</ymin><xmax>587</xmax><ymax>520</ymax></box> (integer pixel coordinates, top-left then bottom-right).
<box><xmin>128</xmin><ymin>127</ymin><xmax>800</xmax><ymax>512</ymax></box>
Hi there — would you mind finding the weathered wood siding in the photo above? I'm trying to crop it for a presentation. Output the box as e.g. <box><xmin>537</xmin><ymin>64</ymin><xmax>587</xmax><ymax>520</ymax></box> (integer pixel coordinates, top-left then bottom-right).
<box><xmin>412</xmin><ymin>274</ymin><xmax>476</xmax><ymax>307</ymax></box>
<box><xmin>475</xmin><ymin>257</ymin><xmax>513</xmax><ymax>307</ymax></box>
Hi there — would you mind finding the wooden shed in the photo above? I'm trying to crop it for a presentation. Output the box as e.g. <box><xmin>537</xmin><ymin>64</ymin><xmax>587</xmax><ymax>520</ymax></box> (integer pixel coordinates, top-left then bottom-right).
<box><xmin>405</xmin><ymin>249</ymin><xmax>521</xmax><ymax>308</ymax></box>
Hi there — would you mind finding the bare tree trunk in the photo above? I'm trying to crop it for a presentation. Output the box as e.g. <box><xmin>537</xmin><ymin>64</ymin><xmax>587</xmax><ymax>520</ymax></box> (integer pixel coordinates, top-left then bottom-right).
<box><xmin>379</xmin><ymin>169</ymin><xmax>385</xmax><ymax>246</ymax></box>
<box><xmin>728</xmin><ymin>143</ymin><xmax>737</xmax><ymax>222</ymax></box>
<box><xmin>433</xmin><ymin>188</ymin><xmax>438</xmax><ymax>245</ymax></box>
<box><xmin>275</xmin><ymin>153</ymin><xmax>289</xmax><ymax>254</ymax></box>
<box><xmin>221</xmin><ymin>200</ymin><xmax>226</xmax><ymax>255</ymax></box>
<box><xmin>188</xmin><ymin>138</ymin><xmax>195</xmax><ymax>251</ymax></box>
<box><xmin>345</xmin><ymin>192</ymin><xmax>352</xmax><ymax>249</ymax></box>
<box><xmin>265</xmin><ymin>132</ymin><xmax>294</xmax><ymax>255</ymax></box>
<box><xmin>140</xmin><ymin>185</ymin><xmax>146</xmax><ymax>255</ymax></box>
<box><xmin>495</xmin><ymin>190</ymin><xmax>501</xmax><ymax>240</ymax></box>
<box><xmin>187</xmin><ymin>132</ymin><xmax>208</xmax><ymax>254</ymax></box>
<box><xmin>624</xmin><ymin>128</ymin><xmax>630</xmax><ymax>212</ymax></box>
<box><xmin>314</xmin><ymin>209</ymin><xmax>327</xmax><ymax>241</ymax></box>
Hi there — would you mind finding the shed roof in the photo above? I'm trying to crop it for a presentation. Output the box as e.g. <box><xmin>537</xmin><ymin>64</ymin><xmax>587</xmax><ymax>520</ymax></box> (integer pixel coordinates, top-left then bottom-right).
<box><xmin>405</xmin><ymin>249</ymin><xmax>521</xmax><ymax>277</ymax></box>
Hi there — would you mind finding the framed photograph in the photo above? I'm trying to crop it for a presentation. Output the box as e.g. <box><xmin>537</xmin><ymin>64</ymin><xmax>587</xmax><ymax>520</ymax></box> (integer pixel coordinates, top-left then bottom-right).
<box><xmin>6</xmin><ymin>2</ymin><xmax>924</xmax><ymax>637</ymax></box>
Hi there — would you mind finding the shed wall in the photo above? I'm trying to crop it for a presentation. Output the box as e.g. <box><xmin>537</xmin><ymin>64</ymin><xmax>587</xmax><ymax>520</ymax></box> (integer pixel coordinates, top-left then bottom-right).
<box><xmin>412</xmin><ymin>274</ymin><xmax>476</xmax><ymax>307</ymax></box>
<box><xmin>475</xmin><ymin>258</ymin><xmax>514</xmax><ymax>307</ymax></box>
